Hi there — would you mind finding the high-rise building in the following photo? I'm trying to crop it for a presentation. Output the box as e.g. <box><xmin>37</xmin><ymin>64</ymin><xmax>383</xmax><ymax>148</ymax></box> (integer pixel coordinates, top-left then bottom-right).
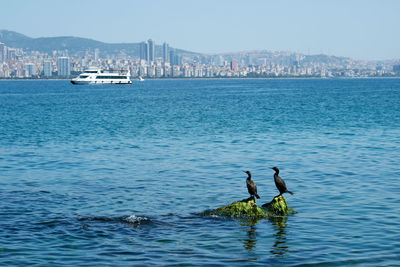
<box><xmin>230</xmin><ymin>60</ymin><xmax>239</xmax><ymax>72</ymax></box>
<box><xmin>25</xmin><ymin>63</ymin><xmax>36</xmax><ymax>77</ymax></box>
<box><xmin>163</xmin><ymin>42</ymin><xmax>169</xmax><ymax>63</ymax></box>
<box><xmin>169</xmin><ymin>49</ymin><xmax>176</xmax><ymax>66</ymax></box>
<box><xmin>148</xmin><ymin>39</ymin><xmax>155</xmax><ymax>62</ymax></box>
<box><xmin>245</xmin><ymin>54</ymin><xmax>253</xmax><ymax>65</ymax></box>
<box><xmin>57</xmin><ymin>57</ymin><xmax>70</xmax><ymax>76</ymax></box>
<box><xmin>140</xmin><ymin>41</ymin><xmax>149</xmax><ymax>62</ymax></box>
<box><xmin>7</xmin><ymin>48</ymin><xmax>16</xmax><ymax>61</ymax></box>
<box><xmin>0</xmin><ymin>42</ymin><xmax>5</xmax><ymax>62</ymax></box>
<box><xmin>173</xmin><ymin>54</ymin><xmax>182</xmax><ymax>66</ymax></box>
<box><xmin>394</xmin><ymin>65</ymin><xmax>400</xmax><ymax>74</ymax></box>
<box><xmin>94</xmin><ymin>48</ymin><xmax>100</xmax><ymax>60</ymax></box>
<box><xmin>43</xmin><ymin>61</ymin><xmax>52</xmax><ymax>77</ymax></box>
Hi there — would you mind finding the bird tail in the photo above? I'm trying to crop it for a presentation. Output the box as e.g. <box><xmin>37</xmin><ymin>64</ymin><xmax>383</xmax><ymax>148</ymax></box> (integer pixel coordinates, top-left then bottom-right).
<box><xmin>255</xmin><ymin>194</ymin><xmax>260</xmax><ymax>199</ymax></box>
<box><xmin>287</xmin><ymin>190</ymin><xmax>294</xmax><ymax>195</ymax></box>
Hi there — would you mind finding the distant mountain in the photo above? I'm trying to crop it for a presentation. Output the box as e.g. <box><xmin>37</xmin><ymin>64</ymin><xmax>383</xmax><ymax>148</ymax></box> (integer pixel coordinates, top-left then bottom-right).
<box><xmin>0</xmin><ymin>30</ymin><xmax>196</xmax><ymax>58</ymax></box>
<box><xmin>0</xmin><ymin>30</ymin><xmax>32</xmax><ymax>44</ymax></box>
<box><xmin>0</xmin><ymin>30</ymin><xmax>379</xmax><ymax>67</ymax></box>
<box><xmin>218</xmin><ymin>49</ymin><xmax>355</xmax><ymax>67</ymax></box>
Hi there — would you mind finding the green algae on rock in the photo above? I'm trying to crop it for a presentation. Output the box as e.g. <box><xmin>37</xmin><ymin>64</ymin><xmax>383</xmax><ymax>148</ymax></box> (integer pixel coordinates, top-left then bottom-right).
<box><xmin>262</xmin><ymin>195</ymin><xmax>295</xmax><ymax>216</ymax></box>
<box><xmin>199</xmin><ymin>195</ymin><xmax>295</xmax><ymax>218</ymax></box>
<box><xmin>201</xmin><ymin>197</ymin><xmax>266</xmax><ymax>218</ymax></box>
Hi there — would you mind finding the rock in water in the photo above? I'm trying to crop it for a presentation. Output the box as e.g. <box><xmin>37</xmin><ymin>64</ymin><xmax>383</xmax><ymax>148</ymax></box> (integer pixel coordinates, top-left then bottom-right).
<box><xmin>200</xmin><ymin>196</ymin><xmax>295</xmax><ymax>218</ymax></box>
<box><xmin>262</xmin><ymin>195</ymin><xmax>295</xmax><ymax>216</ymax></box>
<box><xmin>202</xmin><ymin>197</ymin><xmax>266</xmax><ymax>218</ymax></box>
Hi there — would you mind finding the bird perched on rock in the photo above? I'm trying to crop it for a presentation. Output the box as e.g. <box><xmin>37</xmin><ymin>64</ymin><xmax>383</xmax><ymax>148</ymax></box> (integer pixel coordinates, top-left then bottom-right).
<box><xmin>244</xmin><ymin>171</ymin><xmax>260</xmax><ymax>199</ymax></box>
<box><xmin>271</xmin><ymin>167</ymin><xmax>293</xmax><ymax>196</ymax></box>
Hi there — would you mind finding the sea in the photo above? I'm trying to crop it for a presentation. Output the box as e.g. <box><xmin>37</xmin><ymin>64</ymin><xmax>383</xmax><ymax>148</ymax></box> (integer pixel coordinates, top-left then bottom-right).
<box><xmin>0</xmin><ymin>78</ymin><xmax>399</xmax><ymax>266</ymax></box>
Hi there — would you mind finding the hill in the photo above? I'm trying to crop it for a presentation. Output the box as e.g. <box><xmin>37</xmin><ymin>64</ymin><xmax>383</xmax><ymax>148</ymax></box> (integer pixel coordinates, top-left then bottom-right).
<box><xmin>0</xmin><ymin>30</ymin><xmax>369</xmax><ymax>67</ymax></box>
<box><xmin>0</xmin><ymin>30</ymin><xmax>195</xmax><ymax>58</ymax></box>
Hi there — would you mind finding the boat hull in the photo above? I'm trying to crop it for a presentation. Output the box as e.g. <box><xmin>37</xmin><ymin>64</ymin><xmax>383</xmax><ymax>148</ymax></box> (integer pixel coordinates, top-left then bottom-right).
<box><xmin>71</xmin><ymin>79</ymin><xmax>132</xmax><ymax>85</ymax></box>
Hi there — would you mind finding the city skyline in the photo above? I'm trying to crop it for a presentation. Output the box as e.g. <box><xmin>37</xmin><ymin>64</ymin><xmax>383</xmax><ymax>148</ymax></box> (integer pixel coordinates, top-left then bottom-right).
<box><xmin>1</xmin><ymin>33</ymin><xmax>399</xmax><ymax>79</ymax></box>
<box><xmin>1</xmin><ymin>0</ymin><xmax>400</xmax><ymax>61</ymax></box>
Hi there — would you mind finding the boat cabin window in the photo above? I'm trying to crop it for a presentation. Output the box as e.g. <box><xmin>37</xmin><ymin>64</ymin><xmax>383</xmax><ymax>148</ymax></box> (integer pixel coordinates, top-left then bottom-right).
<box><xmin>84</xmin><ymin>70</ymin><xmax>98</xmax><ymax>73</ymax></box>
<box><xmin>79</xmin><ymin>75</ymin><xmax>89</xmax><ymax>78</ymax></box>
<box><xmin>96</xmin><ymin>76</ymin><xmax>128</xmax><ymax>79</ymax></box>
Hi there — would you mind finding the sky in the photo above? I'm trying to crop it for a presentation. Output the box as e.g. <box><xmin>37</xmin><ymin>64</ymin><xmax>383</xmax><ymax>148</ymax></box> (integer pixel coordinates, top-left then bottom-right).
<box><xmin>1</xmin><ymin>0</ymin><xmax>399</xmax><ymax>60</ymax></box>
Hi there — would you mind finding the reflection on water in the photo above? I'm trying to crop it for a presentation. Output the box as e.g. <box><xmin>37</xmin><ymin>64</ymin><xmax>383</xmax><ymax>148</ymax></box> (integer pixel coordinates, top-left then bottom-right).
<box><xmin>239</xmin><ymin>218</ymin><xmax>260</xmax><ymax>251</ymax></box>
<box><xmin>269</xmin><ymin>216</ymin><xmax>289</xmax><ymax>257</ymax></box>
<box><xmin>239</xmin><ymin>216</ymin><xmax>289</xmax><ymax>257</ymax></box>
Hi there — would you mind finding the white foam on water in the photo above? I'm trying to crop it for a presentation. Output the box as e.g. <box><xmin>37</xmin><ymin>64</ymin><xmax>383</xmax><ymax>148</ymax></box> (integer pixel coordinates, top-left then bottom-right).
<box><xmin>125</xmin><ymin>215</ymin><xmax>148</xmax><ymax>224</ymax></box>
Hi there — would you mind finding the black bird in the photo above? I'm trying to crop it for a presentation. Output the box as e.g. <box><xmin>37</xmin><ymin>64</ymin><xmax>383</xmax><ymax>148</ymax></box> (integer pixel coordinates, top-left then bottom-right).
<box><xmin>244</xmin><ymin>171</ymin><xmax>260</xmax><ymax>199</ymax></box>
<box><xmin>271</xmin><ymin>167</ymin><xmax>293</xmax><ymax>196</ymax></box>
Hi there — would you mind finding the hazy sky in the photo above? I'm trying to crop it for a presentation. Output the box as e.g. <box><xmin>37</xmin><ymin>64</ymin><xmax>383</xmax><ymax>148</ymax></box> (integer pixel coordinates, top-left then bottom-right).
<box><xmin>1</xmin><ymin>0</ymin><xmax>399</xmax><ymax>60</ymax></box>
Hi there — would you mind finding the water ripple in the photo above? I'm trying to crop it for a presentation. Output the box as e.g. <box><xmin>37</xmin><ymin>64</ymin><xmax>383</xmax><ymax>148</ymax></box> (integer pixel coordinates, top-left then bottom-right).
<box><xmin>1</xmin><ymin>79</ymin><xmax>400</xmax><ymax>265</ymax></box>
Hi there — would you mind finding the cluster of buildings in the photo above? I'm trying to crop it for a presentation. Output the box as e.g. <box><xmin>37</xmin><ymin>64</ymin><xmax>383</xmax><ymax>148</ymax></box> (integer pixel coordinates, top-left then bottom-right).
<box><xmin>0</xmin><ymin>40</ymin><xmax>399</xmax><ymax>79</ymax></box>
<box><xmin>0</xmin><ymin>42</ymin><xmax>72</xmax><ymax>78</ymax></box>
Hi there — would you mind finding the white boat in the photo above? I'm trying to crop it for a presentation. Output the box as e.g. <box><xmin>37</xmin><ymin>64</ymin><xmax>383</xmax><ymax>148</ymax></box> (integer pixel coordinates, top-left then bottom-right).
<box><xmin>71</xmin><ymin>68</ymin><xmax>132</xmax><ymax>84</ymax></box>
<box><xmin>138</xmin><ymin>76</ymin><xmax>144</xmax><ymax>82</ymax></box>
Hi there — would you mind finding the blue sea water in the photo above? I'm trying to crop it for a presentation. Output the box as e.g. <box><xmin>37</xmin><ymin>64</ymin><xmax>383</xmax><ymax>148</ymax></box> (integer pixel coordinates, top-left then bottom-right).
<box><xmin>0</xmin><ymin>78</ymin><xmax>399</xmax><ymax>266</ymax></box>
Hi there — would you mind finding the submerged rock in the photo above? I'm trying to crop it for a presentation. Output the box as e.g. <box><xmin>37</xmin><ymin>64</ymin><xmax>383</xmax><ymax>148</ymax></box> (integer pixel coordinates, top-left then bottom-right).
<box><xmin>262</xmin><ymin>195</ymin><xmax>295</xmax><ymax>216</ymax></box>
<box><xmin>200</xmin><ymin>195</ymin><xmax>295</xmax><ymax>218</ymax></box>
<box><xmin>202</xmin><ymin>197</ymin><xmax>266</xmax><ymax>218</ymax></box>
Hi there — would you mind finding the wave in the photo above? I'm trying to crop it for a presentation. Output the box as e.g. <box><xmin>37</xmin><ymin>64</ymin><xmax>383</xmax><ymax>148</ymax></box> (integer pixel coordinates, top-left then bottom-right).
<box><xmin>79</xmin><ymin>215</ymin><xmax>152</xmax><ymax>228</ymax></box>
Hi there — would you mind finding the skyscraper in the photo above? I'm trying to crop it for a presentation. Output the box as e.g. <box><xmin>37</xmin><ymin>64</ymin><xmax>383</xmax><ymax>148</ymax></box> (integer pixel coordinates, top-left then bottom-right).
<box><xmin>0</xmin><ymin>42</ymin><xmax>5</xmax><ymax>62</ymax></box>
<box><xmin>169</xmin><ymin>49</ymin><xmax>175</xmax><ymax>66</ymax></box>
<box><xmin>163</xmin><ymin>42</ymin><xmax>169</xmax><ymax>63</ymax></box>
<box><xmin>169</xmin><ymin>50</ymin><xmax>182</xmax><ymax>66</ymax></box>
<box><xmin>94</xmin><ymin>48</ymin><xmax>100</xmax><ymax>61</ymax></box>
<box><xmin>43</xmin><ymin>60</ymin><xmax>52</xmax><ymax>77</ymax></box>
<box><xmin>140</xmin><ymin>41</ymin><xmax>149</xmax><ymax>62</ymax></box>
<box><xmin>57</xmin><ymin>57</ymin><xmax>70</xmax><ymax>76</ymax></box>
<box><xmin>148</xmin><ymin>39</ymin><xmax>155</xmax><ymax>62</ymax></box>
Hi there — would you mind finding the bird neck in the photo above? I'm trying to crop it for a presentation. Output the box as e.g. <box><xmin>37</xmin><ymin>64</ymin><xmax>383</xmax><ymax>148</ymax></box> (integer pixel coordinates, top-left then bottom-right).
<box><xmin>247</xmin><ymin>174</ymin><xmax>252</xmax><ymax>180</ymax></box>
<box><xmin>274</xmin><ymin>169</ymin><xmax>279</xmax><ymax>175</ymax></box>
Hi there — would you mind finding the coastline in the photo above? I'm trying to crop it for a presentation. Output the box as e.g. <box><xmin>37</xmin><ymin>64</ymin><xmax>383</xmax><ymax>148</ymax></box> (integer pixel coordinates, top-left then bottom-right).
<box><xmin>1</xmin><ymin>76</ymin><xmax>400</xmax><ymax>81</ymax></box>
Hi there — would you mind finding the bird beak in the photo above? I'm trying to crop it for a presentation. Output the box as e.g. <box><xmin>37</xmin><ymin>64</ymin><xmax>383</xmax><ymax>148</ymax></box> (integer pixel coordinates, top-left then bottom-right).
<box><xmin>242</xmin><ymin>171</ymin><xmax>246</xmax><ymax>173</ymax></box>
